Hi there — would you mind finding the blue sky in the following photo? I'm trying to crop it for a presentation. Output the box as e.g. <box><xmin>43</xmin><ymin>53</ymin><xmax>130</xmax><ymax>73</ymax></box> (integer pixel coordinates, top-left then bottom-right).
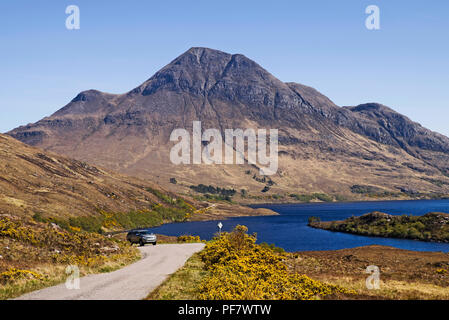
<box><xmin>1</xmin><ymin>0</ymin><xmax>448</xmax><ymax>135</ymax></box>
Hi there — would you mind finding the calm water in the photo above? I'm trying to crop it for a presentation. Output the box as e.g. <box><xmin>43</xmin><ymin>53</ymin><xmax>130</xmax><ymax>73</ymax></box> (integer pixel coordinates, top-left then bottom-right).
<box><xmin>146</xmin><ymin>199</ymin><xmax>449</xmax><ymax>252</ymax></box>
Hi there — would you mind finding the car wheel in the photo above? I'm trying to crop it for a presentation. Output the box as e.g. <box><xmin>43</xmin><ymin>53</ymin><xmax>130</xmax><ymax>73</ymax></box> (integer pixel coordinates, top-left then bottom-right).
<box><xmin>139</xmin><ymin>240</ymin><xmax>144</xmax><ymax>246</ymax></box>
<box><xmin>152</xmin><ymin>242</ymin><xmax>157</xmax><ymax>246</ymax></box>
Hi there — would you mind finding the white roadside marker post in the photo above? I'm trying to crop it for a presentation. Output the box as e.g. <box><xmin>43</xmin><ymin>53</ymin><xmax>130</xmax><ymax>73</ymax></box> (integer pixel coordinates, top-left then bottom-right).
<box><xmin>217</xmin><ymin>222</ymin><xmax>223</xmax><ymax>236</ymax></box>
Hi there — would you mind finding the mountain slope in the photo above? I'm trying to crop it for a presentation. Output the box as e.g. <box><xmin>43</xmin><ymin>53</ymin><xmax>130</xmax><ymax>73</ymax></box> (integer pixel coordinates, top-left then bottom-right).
<box><xmin>8</xmin><ymin>47</ymin><xmax>449</xmax><ymax>199</ymax></box>
<box><xmin>0</xmin><ymin>133</ymin><xmax>271</xmax><ymax>226</ymax></box>
<box><xmin>0</xmin><ymin>133</ymin><xmax>189</xmax><ymax>220</ymax></box>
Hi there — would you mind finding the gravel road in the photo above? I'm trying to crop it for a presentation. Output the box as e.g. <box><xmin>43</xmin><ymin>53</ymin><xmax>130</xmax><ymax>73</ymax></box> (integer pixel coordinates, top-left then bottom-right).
<box><xmin>15</xmin><ymin>243</ymin><xmax>205</xmax><ymax>300</ymax></box>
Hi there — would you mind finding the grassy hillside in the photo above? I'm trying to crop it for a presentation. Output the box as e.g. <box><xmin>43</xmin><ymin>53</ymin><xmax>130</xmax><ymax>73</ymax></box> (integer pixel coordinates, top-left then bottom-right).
<box><xmin>0</xmin><ymin>134</ymin><xmax>276</xmax><ymax>232</ymax></box>
<box><xmin>0</xmin><ymin>133</ymin><xmax>203</xmax><ymax>232</ymax></box>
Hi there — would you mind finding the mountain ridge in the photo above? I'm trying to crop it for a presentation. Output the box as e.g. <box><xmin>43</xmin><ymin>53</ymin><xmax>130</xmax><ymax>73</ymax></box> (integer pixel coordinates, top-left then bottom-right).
<box><xmin>8</xmin><ymin>47</ymin><xmax>449</xmax><ymax>199</ymax></box>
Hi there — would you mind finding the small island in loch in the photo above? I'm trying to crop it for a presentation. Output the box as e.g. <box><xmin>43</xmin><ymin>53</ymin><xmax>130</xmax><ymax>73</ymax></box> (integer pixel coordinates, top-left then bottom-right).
<box><xmin>308</xmin><ymin>211</ymin><xmax>449</xmax><ymax>243</ymax></box>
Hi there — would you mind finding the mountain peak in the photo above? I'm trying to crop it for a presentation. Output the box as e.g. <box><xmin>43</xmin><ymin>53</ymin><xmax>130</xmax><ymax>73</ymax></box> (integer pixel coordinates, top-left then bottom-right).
<box><xmin>172</xmin><ymin>47</ymin><xmax>233</xmax><ymax>67</ymax></box>
<box><xmin>133</xmin><ymin>47</ymin><xmax>282</xmax><ymax>97</ymax></box>
<box><xmin>184</xmin><ymin>46</ymin><xmax>230</xmax><ymax>56</ymax></box>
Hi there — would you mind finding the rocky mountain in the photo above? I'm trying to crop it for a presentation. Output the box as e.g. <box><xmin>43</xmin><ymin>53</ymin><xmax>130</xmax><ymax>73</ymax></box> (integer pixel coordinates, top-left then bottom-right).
<box><xmin>8</xmin><ymin>47</ymin><xmax>449</xmax><ymax>200</ymax></box>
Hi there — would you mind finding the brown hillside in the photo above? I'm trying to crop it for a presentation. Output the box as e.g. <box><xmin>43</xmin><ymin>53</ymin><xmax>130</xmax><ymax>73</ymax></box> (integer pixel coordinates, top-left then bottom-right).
<box><xmin>0</xmin><ymin>133</ymin><xmax>186</xmax><ymax>219</ymax></box>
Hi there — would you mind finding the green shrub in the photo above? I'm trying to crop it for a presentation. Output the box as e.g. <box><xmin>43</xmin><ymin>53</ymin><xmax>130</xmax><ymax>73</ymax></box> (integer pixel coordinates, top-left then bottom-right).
<box><xmin>190</xmin><ymin>184</ymin><xmax>236</xmax><ymax>199</ymax></box>
<box><xmin>290</xmin><ymin>193</ymin><xmax>334</xmax><ymax>202</ymax></box>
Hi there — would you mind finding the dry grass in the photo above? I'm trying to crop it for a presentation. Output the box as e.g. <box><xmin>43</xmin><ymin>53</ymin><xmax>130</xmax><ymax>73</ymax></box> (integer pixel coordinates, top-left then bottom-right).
<box><xmin>313</xmin><ymin>276</ymin><xmax>449</xmax><ymax>300</ymax></box>
<box><xmin>147</xmin><ymin>253</ymin><xmax>208</xmax><ymax>300</ymax></box>
<box><xmin>289</xmin><ymin>245</ymin><xmax>449</xmax><ymax>299</ymax></box>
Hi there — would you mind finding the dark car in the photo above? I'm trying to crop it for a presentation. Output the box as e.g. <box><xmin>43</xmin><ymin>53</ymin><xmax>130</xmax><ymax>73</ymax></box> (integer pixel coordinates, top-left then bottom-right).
<box><xmin>126</xmin><ymin>230</ymin><xmax>157</xmax><ymax>246</ymax></box>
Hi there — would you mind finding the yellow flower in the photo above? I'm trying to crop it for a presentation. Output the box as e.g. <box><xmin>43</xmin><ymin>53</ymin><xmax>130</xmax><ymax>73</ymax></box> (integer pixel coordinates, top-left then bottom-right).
<box><xmin>198</xmin><ymin>225</ymin><xmax>355</xmax><ymax>300</ymax></box>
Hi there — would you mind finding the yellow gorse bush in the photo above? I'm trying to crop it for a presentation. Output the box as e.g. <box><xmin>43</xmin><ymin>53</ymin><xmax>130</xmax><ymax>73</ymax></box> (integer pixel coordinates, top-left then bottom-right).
<box><xmin>0</xmin><ymin>216</ymin><xmax>132</xmax><ymax>276</ymax></box>
<box><xmin>436</xmin><ymin>268</ymin><xmax>448</xmax><ymax>274</ymax></box>
<box><xmin>198</xmin><ymin>225</ymin><xmax>355</xmax><ymax>300</ymax></box>
<box><xmin>0</xmin><ymin>217</ymin><xmax>37</xmax><ymax>244</ymax></box>
<box><xmin>177</xmin><ymin>235</ymin><xmax>203</xmax><ymax>243</ymax></box>
<box><xmin>0</xmin><ymin>268</ymin><xmax>43</xmax><ymax>284</ymax></box>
